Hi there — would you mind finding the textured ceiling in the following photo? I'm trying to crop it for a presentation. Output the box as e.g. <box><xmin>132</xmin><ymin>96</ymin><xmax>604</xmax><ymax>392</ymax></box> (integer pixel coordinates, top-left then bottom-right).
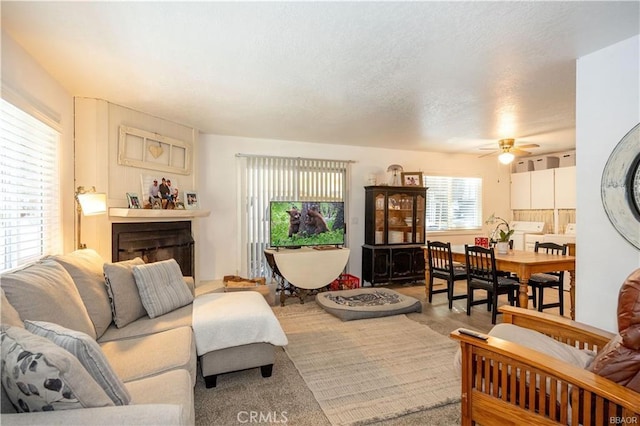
<box><xmin>2</xmin><ymin>1</ymin><xmax>639</xmax><ymax>155</ymax></box>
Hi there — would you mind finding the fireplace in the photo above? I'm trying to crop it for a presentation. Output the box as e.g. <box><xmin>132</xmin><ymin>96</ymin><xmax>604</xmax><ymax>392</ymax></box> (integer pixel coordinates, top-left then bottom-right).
<box><xmin>112</xmin><ymin>221</ymin><xmax>194</xmax><ymax>277</ymax></box>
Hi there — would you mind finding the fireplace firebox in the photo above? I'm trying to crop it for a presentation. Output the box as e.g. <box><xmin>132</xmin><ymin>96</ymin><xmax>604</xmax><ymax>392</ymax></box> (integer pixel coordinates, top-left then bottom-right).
<box><xmin>112</xmin><ymin>222</ymin><xmax>194</xmax><ymax>277</ymax></box>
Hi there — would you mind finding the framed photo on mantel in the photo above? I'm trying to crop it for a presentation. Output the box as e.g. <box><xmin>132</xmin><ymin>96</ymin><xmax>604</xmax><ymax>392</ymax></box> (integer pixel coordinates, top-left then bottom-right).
<box><xmin>185</xmin><ymin>191</ymin><xmax>199</xmax><ymax>209</ymax></box>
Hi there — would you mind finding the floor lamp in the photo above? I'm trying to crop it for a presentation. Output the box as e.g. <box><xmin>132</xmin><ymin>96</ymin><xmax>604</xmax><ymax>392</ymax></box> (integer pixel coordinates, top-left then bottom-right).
<box><xmin>75</xmin><ymin>186</ymin><xmax>107</xmax><ymax>249</ymax></box>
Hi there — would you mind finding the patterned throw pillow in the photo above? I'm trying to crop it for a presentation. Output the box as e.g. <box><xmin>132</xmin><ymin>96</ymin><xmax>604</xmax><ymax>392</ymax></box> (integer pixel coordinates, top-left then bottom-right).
<box><xmin>132</xmin><ymin>259</ymin><xmax>194</xmax><ymax>318</ymax></box>
<box><xmin>24</xmin><ymin>321</ymin><xmax>131</xmax><ymax>406</ymax></box>
<box><xmin>103</xmin><ymin>258</ymin><xmax>147</xmax><ymax>328</ymax></box>
<box><xmin>0</xmin><ymin>326</ymin><xmax>113</xmax><ymax>412</ymax></box>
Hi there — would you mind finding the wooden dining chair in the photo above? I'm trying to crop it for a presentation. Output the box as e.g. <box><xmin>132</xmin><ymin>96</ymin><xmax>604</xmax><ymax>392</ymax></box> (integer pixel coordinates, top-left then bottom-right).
<box><xmin>464</xmin><ymin>244</ymin><xmax>519</xmax><ymax>324</ymax></box>
<box><xmin>426</xmin><ymin>240</ymin><xmax>467</xmax><ymax>309</ymax></box>
<box><xmin>529</xmin><ymin>241</ymin><xmax>568</xmax><ymax>315</ymax></box>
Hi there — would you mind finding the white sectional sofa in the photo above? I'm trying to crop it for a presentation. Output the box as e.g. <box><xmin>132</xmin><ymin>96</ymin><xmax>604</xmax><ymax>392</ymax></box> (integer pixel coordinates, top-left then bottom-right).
<box><xmin>0</xmin><ymin>249</ymin><xmax>284</xmax><ymax>425</ymax></box>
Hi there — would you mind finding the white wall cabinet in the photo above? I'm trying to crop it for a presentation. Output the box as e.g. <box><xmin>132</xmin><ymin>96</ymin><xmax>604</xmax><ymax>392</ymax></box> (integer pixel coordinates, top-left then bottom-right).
<box><xmin>510</xmin><ymin>169</ymin><xmax>556</xmax><ymax>210</ymax></box>
<box><xmin>510</xmin><ymin>172</ymin><xmax>531</xmax><ymax>209</ymax></box>
<box><xmin>530</xmin><ymin>169</ymin><xmax>555</xmax><ymax>209</ymax></box>
<box><xmin>554</xmin><ymin>166</ymin><xmax>576</xmax><ymax>208</ymax></box>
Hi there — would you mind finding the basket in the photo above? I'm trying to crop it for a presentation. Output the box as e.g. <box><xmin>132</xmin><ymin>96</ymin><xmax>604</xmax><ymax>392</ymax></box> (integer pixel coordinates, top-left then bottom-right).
<box><xmin>329</xmin><ymin>274</ymin><xmax>360</xmax><ymax>291</ymax></box>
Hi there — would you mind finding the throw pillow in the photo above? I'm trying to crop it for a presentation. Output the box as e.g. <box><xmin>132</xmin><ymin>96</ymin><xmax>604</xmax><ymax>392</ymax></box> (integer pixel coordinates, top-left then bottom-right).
<box><xmin>0</xmin><ymin>326</ymin><xmax>113</xmax><ymax>412</ymax></box>
<box><xmin>1</xmin><ymin>288</ymin><xmax>23</xmax><ymax>328</ymax></box>
<box><xmin>132</xmin><ymin>259</ymin><xmax>193</xmax><ymax>318</ymax></box>
<box><xmin>51</xmin><ymin>249</ymin><xmax>113</xmax><ymax>338</ymax></box>
<box><xmin>0</xmin><ymin>260</ymin><xmax>96</xmax><ymax>339</ymax></box>
<box><xmin>25</xmin><ymin>321</ymin><xmax>131</xmax><ymax>405</ymax></box>
<box><xmin>103</xmin><ymin>258</ymin><xmax>147</xmax><ymax>328</ymax></box>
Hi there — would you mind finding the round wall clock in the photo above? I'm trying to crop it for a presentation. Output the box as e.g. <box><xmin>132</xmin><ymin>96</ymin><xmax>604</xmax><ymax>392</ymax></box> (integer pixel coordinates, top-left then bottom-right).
<box><xmin>601</xmin><ymin>122</ymin><xmax>640</xmax><ymax>250</ymax></box>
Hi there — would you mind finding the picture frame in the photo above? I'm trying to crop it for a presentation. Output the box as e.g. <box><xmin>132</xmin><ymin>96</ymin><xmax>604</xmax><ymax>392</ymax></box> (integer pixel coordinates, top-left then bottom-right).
<box><xmin>126</xmin><ymin>193</ymin><xmax>141</xmax><ymax>209</ymax></box>
<box><xmin>401</xmin><ymin>172</ymin><xmax>423</xmax><ymax>187</ymax></box>
<box><xmin>185</xmin><ymin>191</ymin><xmax>199</xmax><ymax>209</ymax></box>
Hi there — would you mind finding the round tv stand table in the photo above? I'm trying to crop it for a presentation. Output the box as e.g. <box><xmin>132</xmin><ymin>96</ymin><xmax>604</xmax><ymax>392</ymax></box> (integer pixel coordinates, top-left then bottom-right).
<box><xmin>264</xmin><ymin>247</ymin><xmax>350</xmax><ymax>306</ymax></box>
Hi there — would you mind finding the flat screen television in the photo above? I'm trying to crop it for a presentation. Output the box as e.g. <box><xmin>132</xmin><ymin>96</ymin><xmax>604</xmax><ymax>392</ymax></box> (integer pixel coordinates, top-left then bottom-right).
<box><xmin>269</xmin><ymin>201</ymin><xmax>346</xmax><ymax>249</ymax></box>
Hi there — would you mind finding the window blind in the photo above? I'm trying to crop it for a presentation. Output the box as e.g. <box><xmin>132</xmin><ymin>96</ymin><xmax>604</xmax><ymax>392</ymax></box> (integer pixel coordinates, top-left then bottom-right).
<box><xmin>424</xmin><ymin>175</ymin><xmax>482</xmax><ymax>231</ymax></box>
<box><xmin>237</xmin><ymin>155</ymin><xmax>350</xmax><ymax>277</ymax></box>
<box><xmin>1</xmin><ymin>99</ymin><xmax>61</xmax><ymax>272</ymax></box>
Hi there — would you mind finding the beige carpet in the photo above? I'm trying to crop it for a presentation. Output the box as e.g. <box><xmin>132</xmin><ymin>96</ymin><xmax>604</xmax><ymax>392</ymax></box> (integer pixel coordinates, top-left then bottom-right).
<box><xmin>274</xmin><ymin>302</ymin><xmax>461</xmax><ymax>426</ymax></box>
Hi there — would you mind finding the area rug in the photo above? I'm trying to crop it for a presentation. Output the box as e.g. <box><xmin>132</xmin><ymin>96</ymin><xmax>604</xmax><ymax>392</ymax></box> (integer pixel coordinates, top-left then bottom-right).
<box><xmin>274</xmin><ymin>302</ymin><xmax>461</xmax><ymax>426</ymax></box>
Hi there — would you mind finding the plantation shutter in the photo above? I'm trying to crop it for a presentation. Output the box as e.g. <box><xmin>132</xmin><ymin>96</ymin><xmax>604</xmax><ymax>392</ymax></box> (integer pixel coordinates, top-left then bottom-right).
<box><xmin>1</xmin><ymin>98</ymin><xmax>61</xmax><ymax>272</ymax></box>
<box><xmin>424</xmin><ymin>175</ymin><xmax>482</xmax><ymax>231</ymax></box>
<box><xmin>237</xmin><ymin>155</ymin><xmax>350</xmax><ymax>278</ymax></box>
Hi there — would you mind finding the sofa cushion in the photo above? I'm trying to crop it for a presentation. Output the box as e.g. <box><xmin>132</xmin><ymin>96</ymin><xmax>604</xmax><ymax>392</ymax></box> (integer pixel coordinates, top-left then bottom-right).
<box><xmin>104</xmin><ymin>257</ymin><xmax>147</xmax><ymax>328</ymax></box>
<box><xmin>100</xmin><ymin>326</ymin><xmax>196</xmax><ymax>385</ymax></box>
<box><xmin>132</xmin><ymin>259</ymin><xmax>193</xmax><ymax>318</ymax></box>
<box><xmin>487</xmin><ymin>324</ymin><xmax>596</xmax><ymax>368</ymax></box>
<box><xmin>454</xmin><ymin>323</ymin><xmax>596</xmax><ymax>372</ymax></box>
<box><xmin>1</xmin><ymin>288</ymin><xmax>23</xmax><ymax>328</ymax></box>
<box><xmin>0</xmin><ymin>326</ymin><xmax>114</xmax><ymax>412</ymax></box>
<box><xmin>125</xmin><ymin>369</ymin><xmax>194</xmax><ymax>426</ymax></box>
<box><xmin>52</xmin><ymin>249</ymin><xmax>113</xmax><ymax>338</ymax></box>
<box><xmin>25</xmin><ymin>320</ymin><xmax>131</xmax><ymax>406</ymax></box>
<box><xmin>98</xmin><ymin>304</ymin><xmax>193</xmax><ymax>343</ymax></box>
<box><xmin>0</xmin><ymin>260</ymin><xmax>96</xmax><ymax>339</ymax></box>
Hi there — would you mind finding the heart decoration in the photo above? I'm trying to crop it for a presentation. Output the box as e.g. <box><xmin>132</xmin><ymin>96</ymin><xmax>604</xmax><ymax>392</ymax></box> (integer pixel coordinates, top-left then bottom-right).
<box><xmin>148</xmin><ymin>144</ymin><xmax>164</xmax><ymax>158</ymax></box>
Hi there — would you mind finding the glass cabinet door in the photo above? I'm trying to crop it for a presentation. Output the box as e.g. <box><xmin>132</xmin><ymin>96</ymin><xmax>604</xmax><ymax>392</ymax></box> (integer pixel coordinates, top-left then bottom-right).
<box><xmin>387</xmin><ymin>191</ymin><xmax>413</xmax><ymax>244</ymax></box>
<box><xmin>374</xmin><ymin>192</ymin><xmax>385</xmax><ymax>244</ymax></box>
<box><xmin>415</xmin><ymin>194</ymin><xmax>425</xmax><ymax>243</ymax></box>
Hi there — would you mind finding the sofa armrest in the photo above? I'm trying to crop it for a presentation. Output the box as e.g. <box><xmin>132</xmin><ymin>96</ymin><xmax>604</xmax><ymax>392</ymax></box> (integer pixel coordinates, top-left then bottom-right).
<box><xmin>499</xmin><ymin>305</ymin><xmax>614</xmax><ymax>352</ymax></box>
<box><xmin>1</xmin><ymin>404</ymin><xmax>189</xmax><ymax>426</ymax></box>
<box><xmin>450</xmin><ymin>329</ymin><xmax>640</xmax><ymax>425</ymax></box>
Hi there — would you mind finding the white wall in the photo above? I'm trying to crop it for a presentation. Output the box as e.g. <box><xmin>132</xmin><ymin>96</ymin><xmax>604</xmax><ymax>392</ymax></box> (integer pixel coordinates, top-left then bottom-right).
<box><xmin>1</xmin><ymin>31</ymin><xmax>75</xmax><ymax>253</ymax></box>
<box><xmin>197</xmin><ymin>134</ymin><xmax>512</xmax><ymax>282</ymax></box>
<box><xmin>576</xmin><ymin>35</ymin><xmax>640</xmax><ymax>331</ymax></box>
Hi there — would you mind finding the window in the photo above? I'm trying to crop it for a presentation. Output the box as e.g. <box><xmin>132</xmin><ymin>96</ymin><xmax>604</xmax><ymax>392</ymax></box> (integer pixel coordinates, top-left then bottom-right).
<box><xmin>237</xmin><ymin>155</ymin><xmax>350</xmax><ymax>277</ymax></box>
<box><xmin>1</xmin><ymin>99</ymin><xmax>61</xmax><ymax>272</ymax></box>
<box><xmin>424</xmin><ymin>175</ymin><xmax>482</xmax><ymax>231</ymax></box>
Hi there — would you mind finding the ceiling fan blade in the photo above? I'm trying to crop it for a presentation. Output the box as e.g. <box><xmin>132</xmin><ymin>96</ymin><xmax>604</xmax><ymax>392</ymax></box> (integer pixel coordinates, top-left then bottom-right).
<box><xmin>511</xmin><ymin>148</ymin><xmax>532</xmax><ymax>156</ymax></box>
<box><xmin>479</xmin><ymin>147</ymin><xmax>498</xmax><ymax>150</ymax></box>
<box><xmin>515</xmin><ymin>143</ymin><xmax>540</xmax><ymax>149</ymax></box>
<box><xmin>478</xmin><ymin>151</ymin><xmax>498</xmax><ymax>158</ymax></box>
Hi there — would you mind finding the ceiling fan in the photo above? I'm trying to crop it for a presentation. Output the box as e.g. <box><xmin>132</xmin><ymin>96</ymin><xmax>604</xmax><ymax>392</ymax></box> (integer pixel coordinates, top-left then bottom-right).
<box><xmin>479</xmin><ymin>138</ymin><xmax>540</xmax><ymax>164</ymax></box>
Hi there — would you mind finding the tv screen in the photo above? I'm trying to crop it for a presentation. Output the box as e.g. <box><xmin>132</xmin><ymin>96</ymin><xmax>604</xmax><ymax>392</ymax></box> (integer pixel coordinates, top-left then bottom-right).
<box><xmin>269</xmin><ymin>201</ymin><xmax>346</xmax><ymax>248</ymax></box>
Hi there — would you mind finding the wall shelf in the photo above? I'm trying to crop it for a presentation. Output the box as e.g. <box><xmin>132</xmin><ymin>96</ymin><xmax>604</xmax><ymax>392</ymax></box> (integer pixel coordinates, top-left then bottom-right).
<box><xmin>109</xmin><ymin>208</ymin><xmax>210</xmax><ymax>218</ymax></box>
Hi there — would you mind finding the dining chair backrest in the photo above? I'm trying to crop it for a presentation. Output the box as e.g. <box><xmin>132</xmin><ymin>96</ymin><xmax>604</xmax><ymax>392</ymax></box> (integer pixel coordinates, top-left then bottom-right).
<box><xmin>534</xmin><ymin>241</ymin><xmax>567</xmax><ymax>277</ymax></box>
<box><xmin>464</xmin><ymin>244</ymin><xmax>498</xmax><ymax>283</ymax></box>
<box><xmin>427</xmin><ymin>240</ymin><xmax>455</xmax><ymax>276</ymax></box>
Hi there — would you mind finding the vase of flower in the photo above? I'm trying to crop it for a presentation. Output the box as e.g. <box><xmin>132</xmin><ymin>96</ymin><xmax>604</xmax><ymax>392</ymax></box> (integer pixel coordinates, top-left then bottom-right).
<box><xmin>485</xmin><ymin>213</ymin><xmax>514</xmax><ymax>254</ymax></box>
<box><xmin>496</xmin><ymin>241</ymin><xmax>509</xmax><ymax>254</ymax></box>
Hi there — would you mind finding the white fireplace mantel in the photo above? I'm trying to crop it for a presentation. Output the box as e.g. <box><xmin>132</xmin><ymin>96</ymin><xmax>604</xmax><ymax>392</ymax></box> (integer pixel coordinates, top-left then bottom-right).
<box><xmin>109</xmin><ymin>208</ymin><xmax>210</xmax><ymax>219</ymax></box>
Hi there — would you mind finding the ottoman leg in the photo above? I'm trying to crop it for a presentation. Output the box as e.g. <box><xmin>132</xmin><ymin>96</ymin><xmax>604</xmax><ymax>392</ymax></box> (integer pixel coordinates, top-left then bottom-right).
<box><xmin>261</xmin><ymin>364</ymin><xmax>274</xmax><ymax>378</ymax></box>
<box><xmin>204</xmin><ymin>374</ymin><xmax>218</xmax><ymax>388</ymax></box>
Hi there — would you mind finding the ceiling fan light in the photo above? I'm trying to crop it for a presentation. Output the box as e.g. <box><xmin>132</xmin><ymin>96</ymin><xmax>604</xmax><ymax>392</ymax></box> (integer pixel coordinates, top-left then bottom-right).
<box><xmin>498</xmin><ymin>152</ymin><xmax>515</xmax><ymax>164</ymax></box>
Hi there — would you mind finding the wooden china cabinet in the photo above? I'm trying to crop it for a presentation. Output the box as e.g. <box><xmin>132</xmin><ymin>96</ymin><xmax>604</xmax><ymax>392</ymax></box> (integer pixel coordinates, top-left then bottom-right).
<box><xmin>361</xmin><ymin>185</ymin><xmax>427</xmax><ymax>286</ymax></box>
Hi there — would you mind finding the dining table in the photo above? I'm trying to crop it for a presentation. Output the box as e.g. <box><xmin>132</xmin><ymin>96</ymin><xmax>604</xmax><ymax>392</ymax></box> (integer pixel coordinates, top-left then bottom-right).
<box><xmin>423</xmin><ymin>245</ymin><xmax>577</xmax><ymax>319</ymax></box>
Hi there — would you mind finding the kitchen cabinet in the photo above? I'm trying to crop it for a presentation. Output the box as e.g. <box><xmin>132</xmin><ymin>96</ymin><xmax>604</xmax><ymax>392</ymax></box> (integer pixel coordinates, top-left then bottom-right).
<box><xmin>531</xmin><ymin>169</ymin><xmax>555</xmax><ymax>209</ymax></box>
<box><xmin>362</xmin><ymin>185</ymin><xmax>427</xmax><ymax>285</ymax></box>
<box><xmin>510</xmin><ymin>172</ymin><xmax>531</xmax><ymax>209</ymax></box>
<box><xmin>554</xmin><ymin>166</ymin><xmax>576</xmax><ymax>208</ymax></box>
<box><xmin>510</xmin><ymin>169</ymin><xmax>555</xmax><ymax>210</ymax></box>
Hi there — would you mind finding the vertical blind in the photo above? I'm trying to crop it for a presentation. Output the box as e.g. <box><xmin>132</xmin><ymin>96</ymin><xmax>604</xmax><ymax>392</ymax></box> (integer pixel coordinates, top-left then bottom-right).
<box><xmin>424</xmin><ymin>175</ymin><xmax>482</xmax><ymax>231</ymax></box>
<box><xmin>237</xmin><ymin>155</ymin><xmax>350</xmax><ymax>277</ymax></box>
<box><xmin>0</xmin><ymin>99</ymin><xmax>61</xmax><ymax>272</ymax></box>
